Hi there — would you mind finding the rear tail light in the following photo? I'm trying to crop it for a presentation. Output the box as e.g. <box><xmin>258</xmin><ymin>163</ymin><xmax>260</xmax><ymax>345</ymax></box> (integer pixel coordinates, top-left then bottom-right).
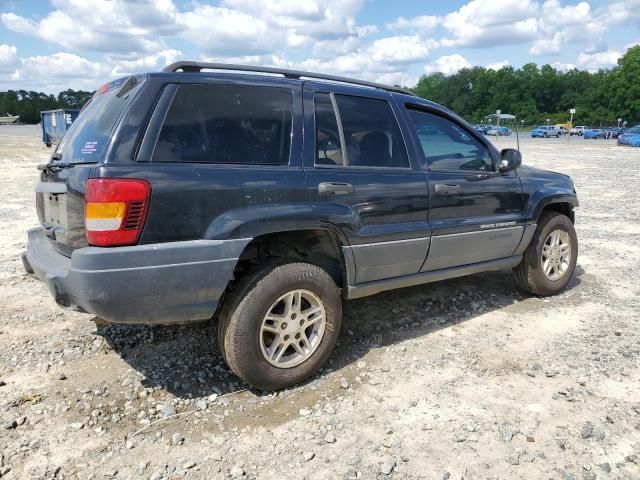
<box><xmin>96</xmin><ymin>83</ymin><xmax>110</xmax><ymax>95</ymax></box>
<box><xmin>85</xmin><ymin>178</ymin><xmax>151</xmax><ymax>247</ymax></box>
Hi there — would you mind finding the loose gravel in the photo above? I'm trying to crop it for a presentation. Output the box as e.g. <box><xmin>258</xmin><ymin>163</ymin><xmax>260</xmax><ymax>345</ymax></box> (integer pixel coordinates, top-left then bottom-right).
<box><xmin>1</xmin><ymin>126</ymin><xmax>639</xmax><ymax>479</ymax></box>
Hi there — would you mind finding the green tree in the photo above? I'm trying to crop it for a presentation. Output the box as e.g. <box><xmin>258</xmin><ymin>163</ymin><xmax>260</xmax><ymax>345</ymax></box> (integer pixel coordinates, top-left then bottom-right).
<box><xmin>609</xmin><ymin>45</ymin><xmax>640</xmax><ymax>125</ymax></box>
<box><xmin>0</xmin><ymin>88</ymin><xmax>93</xmax><ymax>123</ymax></box>
<box><xmin>412</xmin><ymin>45</ymin><xmax>640</xmax><ymax>127</ymax></box>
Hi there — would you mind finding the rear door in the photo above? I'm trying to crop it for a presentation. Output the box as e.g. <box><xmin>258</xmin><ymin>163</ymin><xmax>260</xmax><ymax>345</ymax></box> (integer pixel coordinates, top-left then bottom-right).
<box><xmin>302</xmin><ymin>83</ymin><xmax>430</xmax><ymax>284</ymax></box>
<box><xmin>401</xmin><ymin>105</ymin><xmax>525</xmax><ymax>271</ymax></box>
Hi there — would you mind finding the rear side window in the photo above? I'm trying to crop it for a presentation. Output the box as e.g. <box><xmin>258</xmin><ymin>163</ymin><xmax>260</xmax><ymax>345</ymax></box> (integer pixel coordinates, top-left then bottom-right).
<box><xmin>56</xmin><ymin>77</ymin><xmax>140</xmax><ymax>163</ymax></box>
<box><xmin>153</xmin><ymin>84</ymin><xmax>293</xmax><ymax>165</ymax></box>
<box><xmin>313</xmin><ymin>93</ymin><xmax>409</xmax><ymax>168</ymax></box>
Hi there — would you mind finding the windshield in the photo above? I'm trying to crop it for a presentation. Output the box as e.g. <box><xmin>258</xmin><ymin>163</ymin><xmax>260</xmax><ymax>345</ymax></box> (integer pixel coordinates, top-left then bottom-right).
<box><xmin>55</xmin><ymin>76</ymin><xmax>141</xmax><ymax>163</ymax></box>
<box><xmin>627</xmin><ymin>125</ymin><xmax>640</xmax><ymax>133</ymax></box>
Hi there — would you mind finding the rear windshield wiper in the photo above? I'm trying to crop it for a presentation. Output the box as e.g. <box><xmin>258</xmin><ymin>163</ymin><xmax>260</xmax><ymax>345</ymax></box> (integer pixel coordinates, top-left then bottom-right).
<box><xmin>37</xmin><ymin>156</ymin><xmax>75</xmax><ymax>173</ymax></box>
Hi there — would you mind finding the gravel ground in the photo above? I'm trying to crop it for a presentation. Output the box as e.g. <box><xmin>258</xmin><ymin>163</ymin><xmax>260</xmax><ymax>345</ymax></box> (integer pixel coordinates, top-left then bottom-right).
<box><xmin>1</xmin><ymin>125</ymin><xmax>639</xmax><ymax>480</ymax></box>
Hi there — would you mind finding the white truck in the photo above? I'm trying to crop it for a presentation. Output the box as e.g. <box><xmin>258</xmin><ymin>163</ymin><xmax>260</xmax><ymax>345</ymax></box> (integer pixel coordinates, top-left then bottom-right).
<box><xmin>570</xmin><ymin>125</ymin><xmax>588</xmax><ymax>136</ymax></box>
<box><xmin>531</xmin><ymin>125</ymin><xmax>562</xmax><ymax>138</ymax></box>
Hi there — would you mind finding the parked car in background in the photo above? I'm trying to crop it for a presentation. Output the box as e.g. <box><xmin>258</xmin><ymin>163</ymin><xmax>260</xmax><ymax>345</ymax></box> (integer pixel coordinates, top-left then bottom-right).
<box><xmin>618</xmin><ymin>125</ymin><xmax>640</xmax><ymax>147</ymax></box>
<box><xmin>583</xmin><ymin>129</ymin><xmax>604</xmax><ymax>139</ymax></box>
<box><xmin>570</xmin><ymin>126</ymin><xmax>588</xmax><ymax>136</ymax></box>
<box><xmin>486</xmin><ymin>126</ymin><xmax>511</xmax><ymax>136</ymax></box>
<box><xmin>555</xmin><ymin>125</ymin><xmax>569</xmax><ymax>135</ymax></box>
<box><xmin>416</xmin><ymin>124</ymin><xmax>439</xmax><ymax>135</ymax></box>
<box><xmin>605</xmin><ymin>128</ymin><xmax>625</xmax><ymax>139</ymax></box>
<box><xmin>473</xmin><ymin>124</ymin><xmax>492</xmax><ymax>134</ymax></box>
<box><xmin>531</xmin><ymin>125</ymin><xmax>561</xmax><ymax>138</ymax></box>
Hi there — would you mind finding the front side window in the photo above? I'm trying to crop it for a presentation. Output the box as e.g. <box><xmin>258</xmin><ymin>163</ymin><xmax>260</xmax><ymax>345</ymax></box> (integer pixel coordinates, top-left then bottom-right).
<box><xmin>314</xmin><ymin>93</ymin><xmax>409</xmax><ymax>168</ymax></box>
<box><xmin>154</xmin><ymin>84</ymin><xmax>292</xmax><ymax>164</ymax></box>
<box><xmin>407</xmin><ymin>109</ymin><xmax>493</xmax><ymax>171</ymax></box>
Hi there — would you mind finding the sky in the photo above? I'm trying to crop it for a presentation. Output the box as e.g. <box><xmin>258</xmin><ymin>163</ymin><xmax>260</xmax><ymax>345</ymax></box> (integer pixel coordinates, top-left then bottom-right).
<box><xmin>0</xmin><ymin>0</ymin><xmax>638</xmax><ymax>93</ymax></box>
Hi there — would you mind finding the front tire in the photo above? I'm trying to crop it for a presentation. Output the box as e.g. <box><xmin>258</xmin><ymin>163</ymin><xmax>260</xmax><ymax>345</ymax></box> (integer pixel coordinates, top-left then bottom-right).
<box><xmin>217</xmin><ymin>261</ymin><xmax>342</xmax><ymax>390</ymax></box>
<box><xmin>513</xmin><ymin>212</ymin><xmax>578</xmax><ymax>296</ymax></box>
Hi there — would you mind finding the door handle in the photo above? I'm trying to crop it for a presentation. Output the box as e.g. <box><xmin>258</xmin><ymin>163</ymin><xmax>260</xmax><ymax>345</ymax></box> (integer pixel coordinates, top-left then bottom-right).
<box><xmin>318</xmin><ymin>182</ymin><xmax>354</xmax><ymax>195</ymax></box>
<box><xmin>434</xmin><ymin>183</ymin><xmax>461</xmax><ymax>195</ymax></box>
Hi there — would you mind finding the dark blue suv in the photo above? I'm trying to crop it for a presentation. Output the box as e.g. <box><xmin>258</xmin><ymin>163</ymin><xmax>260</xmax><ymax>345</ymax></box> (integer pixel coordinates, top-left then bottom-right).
<box><xmin>23</xmin><ymin>62</ymin><xmax>579</xmax><ymax>390</ymax></box>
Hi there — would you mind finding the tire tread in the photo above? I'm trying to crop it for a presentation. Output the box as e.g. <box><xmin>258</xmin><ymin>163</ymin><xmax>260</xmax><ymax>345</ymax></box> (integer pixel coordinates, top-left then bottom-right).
<box><xmin>513</xmin><ymin>211</ymin><xmax>576</xmax><ymax>296</ymax></box>
<box><xmin>216</xmin><ymin>260</ymin><xmax>341</xmax><ymax>390</ymax></box>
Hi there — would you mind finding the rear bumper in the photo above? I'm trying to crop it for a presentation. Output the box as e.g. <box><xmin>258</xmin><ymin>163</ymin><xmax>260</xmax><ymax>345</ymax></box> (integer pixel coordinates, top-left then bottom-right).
<box><xmin>22</xmin><ymin>227</ymin><xmax>250</xmax><ymax>324</ymax></box>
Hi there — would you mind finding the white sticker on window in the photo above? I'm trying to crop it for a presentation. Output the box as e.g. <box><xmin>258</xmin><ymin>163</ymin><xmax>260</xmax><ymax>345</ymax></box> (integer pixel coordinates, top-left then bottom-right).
<box><xmin>81</xmin><ymin>141</ymin><xmax>98</xmax><ymax>154</ymax></box>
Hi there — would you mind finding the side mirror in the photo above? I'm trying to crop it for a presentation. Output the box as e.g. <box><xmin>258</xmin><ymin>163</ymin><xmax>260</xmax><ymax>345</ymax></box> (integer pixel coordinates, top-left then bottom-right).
<box><xmin>499</xmin><ymin>148</ymin><xmax>522</xmax><ymax>172</ymax></box>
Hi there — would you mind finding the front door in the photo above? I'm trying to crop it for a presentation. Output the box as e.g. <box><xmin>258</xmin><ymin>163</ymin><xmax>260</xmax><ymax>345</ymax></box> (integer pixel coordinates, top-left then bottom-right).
<box><xmin>302</xmin><ymin>84</ymin><xmax>431</xmax><ymax>284</ymax></box>
<box><xmin>402</xmin><ymin>106</ymin><xmax>525</xmax><ymax>271</ymax></box>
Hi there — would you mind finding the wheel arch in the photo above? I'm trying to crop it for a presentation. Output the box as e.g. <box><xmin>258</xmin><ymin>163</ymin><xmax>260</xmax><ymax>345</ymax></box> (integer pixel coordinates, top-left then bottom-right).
<box><xmin>527</xmin><ymin>190</ymin><xmax>578</xmax><ymax>224</ymax></box>
<box><xmin>539</xmin><ymin>201</ymin><xmax>576</xmax><ymax>223</ymax></box>
<box><xmin>232</xmin><ymin>228</ymin><xmax>350</xmax><ymax>290</ymax></box>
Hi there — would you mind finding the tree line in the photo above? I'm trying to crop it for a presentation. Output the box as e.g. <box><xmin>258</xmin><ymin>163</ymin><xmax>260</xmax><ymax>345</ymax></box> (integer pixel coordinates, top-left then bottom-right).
<box><xmin>0</xmin><ymin>89</ymin><xmax>93</xmax><ymax>124</ymax></box>
<box><xmin>412</xmin><ymin>45</ymin><xmax>640</xmax><ymax>127</ymax></box>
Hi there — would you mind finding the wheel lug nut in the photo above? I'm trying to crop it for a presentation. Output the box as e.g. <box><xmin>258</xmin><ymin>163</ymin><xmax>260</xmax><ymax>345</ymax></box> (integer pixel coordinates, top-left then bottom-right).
<box><xmin>299</xmin><ymin>319</ymin><xmax>304</xmax><ymax>326</ymax></box>
<box><xmin>284</xmin><ymin>334</ymin><xmax>290</xmax><ymax>340</ymax></box>
<box><xmin>295</xmin><ymin>333</ymin><xmax>300</xmax><ymax>339</ymax></box>
<box><xmin>281</xmin><ymin>322</ymin><xmax>287</xmax><ymax>329</ymax></box>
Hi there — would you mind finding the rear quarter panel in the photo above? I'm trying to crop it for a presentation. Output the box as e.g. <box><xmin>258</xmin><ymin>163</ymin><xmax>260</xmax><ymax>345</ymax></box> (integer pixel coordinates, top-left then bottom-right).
<box><xmin>93</xmin><ymin>163</ymin><xmax>314</xmax><ymax>242</ymax></box>
<box><xmin>99</xmin><ymin>75</ymin><xmax>313</xmax><ymax>243</ymax></box>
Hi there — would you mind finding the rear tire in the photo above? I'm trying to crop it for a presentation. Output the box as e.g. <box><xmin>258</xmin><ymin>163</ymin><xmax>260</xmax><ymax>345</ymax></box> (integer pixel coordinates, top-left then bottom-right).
<box><xmin>513</xmin><ymin>212</ymin><xmax>578</xmax><ymax>296</ymax></box>
<box><xmin>217</xmin><ymin>261</ymin><xmax>341</xmax><ymax>390</ymax></box>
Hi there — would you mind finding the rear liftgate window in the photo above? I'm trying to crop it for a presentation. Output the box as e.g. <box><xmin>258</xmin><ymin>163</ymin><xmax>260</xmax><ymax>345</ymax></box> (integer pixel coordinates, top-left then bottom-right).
<box><xmin>56</xmin><ymin>77</ymin><xmax>141</xmax><ymax>163</ymax></box>
<box><xmin>153</xmin><ymin>84</ymin><xmax>293</xmax><ymax>165</ymax></box>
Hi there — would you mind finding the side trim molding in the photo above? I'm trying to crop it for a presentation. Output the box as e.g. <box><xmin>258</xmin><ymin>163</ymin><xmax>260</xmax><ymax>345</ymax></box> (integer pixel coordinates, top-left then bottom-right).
<box><xmin>344</xmin><ymin>236</ymin><xmax>430</xmax><ymax>283</ymax></box>
<box><xmin>350</xmin><ymin>235</ymin><xmax>431</xmax><ymax>248</ymax></box>
<box><xmin>513</xmin><ymin>223</ymin><xmax>537</xmax><ymax>255</ymax></box>
<box><xmin>421</xmin><ymin>226</ymin><xmax>524</xmax><ymax>272</ymax></box>
<box><xmin>431</xmin><ymin>226</ymin><xmax>522</xmax><ymax>238</ymax></box>
<box><xmin>346</xmin><ymin>255</ymin><xmax>522</xmax><ymax>300</ymax></box>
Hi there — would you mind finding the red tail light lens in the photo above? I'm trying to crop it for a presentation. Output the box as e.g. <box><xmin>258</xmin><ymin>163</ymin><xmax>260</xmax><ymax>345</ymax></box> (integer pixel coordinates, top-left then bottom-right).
<box><xmin>96</xmin><ymin>83</ymin><xmax>110</xmax><ymax>95</ymax></box>
<box><xmin>85</xmin><ymin>178</ymin><xmax>151</xmax><ymax>247</ymax></box>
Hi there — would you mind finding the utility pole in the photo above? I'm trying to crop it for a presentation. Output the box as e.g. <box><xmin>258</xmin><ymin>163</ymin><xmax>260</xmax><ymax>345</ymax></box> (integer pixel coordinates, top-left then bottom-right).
<box><xmin>568</xmin><ymin>108</ymin><xmax>575</xmax><ymax>142</ymax></box>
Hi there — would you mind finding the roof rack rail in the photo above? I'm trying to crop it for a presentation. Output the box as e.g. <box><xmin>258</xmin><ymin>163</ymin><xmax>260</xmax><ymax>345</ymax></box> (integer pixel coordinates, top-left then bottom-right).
<box><xmin>162</xmin><ymin>61</ymin><xmax>416</xmax><ymax>97</ymax></box>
